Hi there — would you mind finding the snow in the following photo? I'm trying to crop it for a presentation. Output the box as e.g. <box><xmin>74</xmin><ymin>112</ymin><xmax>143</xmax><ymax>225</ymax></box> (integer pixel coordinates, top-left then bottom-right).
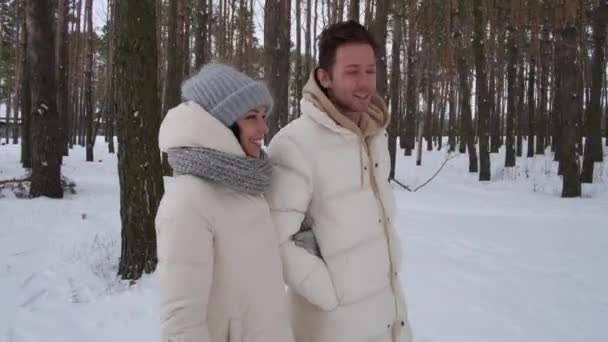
<box><xmin>1</xmin><ymin>138</ymin><xmax>607</xmax><ymax>342</ymax></box>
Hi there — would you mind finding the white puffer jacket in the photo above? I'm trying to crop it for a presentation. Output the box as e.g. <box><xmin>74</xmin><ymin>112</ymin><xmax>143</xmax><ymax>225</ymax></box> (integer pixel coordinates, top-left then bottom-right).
<box><xmin>155</xmin><ymin>101</ymin><xmax>294</xmax><ymax>342</ymax></box>
<box><xmin>266</xmin><ymin>77</ymin><xmax>413</xmax><ymax>342</ymax></box>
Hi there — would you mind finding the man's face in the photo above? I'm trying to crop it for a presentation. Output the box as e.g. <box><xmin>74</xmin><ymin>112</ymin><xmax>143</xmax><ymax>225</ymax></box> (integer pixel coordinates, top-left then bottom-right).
<box><xmin>317</xmin><ymin>43</ymin><xmax>377</xmax><ymax>113</ymax></box>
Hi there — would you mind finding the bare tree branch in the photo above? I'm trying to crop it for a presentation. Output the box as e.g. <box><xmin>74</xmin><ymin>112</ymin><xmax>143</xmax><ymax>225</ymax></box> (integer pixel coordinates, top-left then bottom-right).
<box><xmin>391</xmin><ymin>153</ymin><xmax>459</xmax><ymax>192</ymax></box>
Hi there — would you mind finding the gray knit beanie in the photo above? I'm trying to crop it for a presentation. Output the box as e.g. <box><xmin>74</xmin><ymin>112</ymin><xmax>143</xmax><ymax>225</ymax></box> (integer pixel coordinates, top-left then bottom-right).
<box><xmin>181</xmin><ymin>63</ymin><xmax>273</xmax><ymax>127</ymax></box>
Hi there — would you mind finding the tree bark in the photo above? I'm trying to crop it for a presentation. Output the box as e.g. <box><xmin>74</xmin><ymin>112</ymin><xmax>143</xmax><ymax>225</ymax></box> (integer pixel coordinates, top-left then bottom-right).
<box><xmin>505</xmin><ymin>17</ymin><xmax>517</xmax><ymax>167</ymax></box>
<box><xmin>304</xmin><ymin>0</ymin><xmax>312</xmax><ymax>78</ymax></box>
<box><xmin>473</xmin><ymin>0</ymin><xmax>490</xmax><ymax>180</ymax></box>
<box><xmin>515</xmin><ymin>53</ymin><xmax>525</xmax><ymax>158</ymax></box>
<box><xmin>454</xmin><ymin>0</ymin><xmax>478</xmax><ymax>172</ymax></box>
<box><xmin>264</xmin><ymin>0</ymin><xmax>291</xmax><ymax>140</ymax></box>
<box><xmin>114</xmin><ymin>0</ymin><xmax>165</xmax><ymax>280</ymax></box>
<box><xmin>313</xmin><ymin>0</ymin><xmax>318</xmax><ymax>61</ymax></box>
<box><xmin>371</xmin><ymin>0</ymin><xmax>388</xmax><ymax>100</ymax></box>
<box><xmin>559</xmin><ymin>21</ymin><xmax>581</xmax><ymax>197</ymax></box>
<box><xmin>19</xmin><ymin>0</ymin><xmax>31</xmax><ymax>168</ymax></box>
<box><xmin>581</xmin><ymin>0</ymin><xmax>606</xmax><ymax>183</ymax></box>
<box><xmin>349</xmin><ymin>0</ymin><xmax>359</xmax><ymax>21</ymax></box>
<box><xmin>537</xmin><ymin>4</ymin><xmax>550</xmax><ymax>155</ymax></box>
<box><xmin>26</xmin><ymin>0</ymin><xmax>63</xmax><ymax>198</ymax></box>
<box><xmin>295</xmin><ymin>0</ymin><xmax>302</xmax><ymax>117</ymax></box>
<box><xmin>56</xmin><ymin>0</ymin><xmax>70</xmax><ymax>158</ymax></box>
<box><xmin>448</xmin><ymin>73</ymin><xmax>457</xmax><ymax>152</ymax></box>
<box><xmin>389</xmin><ymin>9</ymin><xmax>402</xmax><ymax>179</ymax></box>
<box><xmin>5</xmin><ymin>87</ymin><xmax>12</xmax><ymax>145</ymax></box>
<box><xmin>527</xmin><ymin>55</ymin><xmax>536</xmax><ymax>158</ymax></box>
<box><xmin>162</xmin><ymin>0</ymin><xmax>185</xmax><ymax>175</ymax></box>
<box><xmin>84</xmin><ymin>0</ymin><xmax>94</xmax><ymax>162</ymax></box>
<box><xmin>424</xmin><ymin>71</ymin><xmax>434</xmax><ymax>151</ymax></box>
<box><xmin>402</xmin><ymin>0</ymin><xmax>417</xmax><ymax>156</ymax></box>
<box><xmin>195</xmin><ymin>0</ymin><xmax>209</xmax><ymax>68</ymax></box>
<box><xmin>107</xmin><ymin>0</ymin><xmax>115</xmax><ymax>154</ymax></box>
<box><xmin>12</xmin><ymin>0</ymin><xmax>21</xmax><ymax>145</ymax></box>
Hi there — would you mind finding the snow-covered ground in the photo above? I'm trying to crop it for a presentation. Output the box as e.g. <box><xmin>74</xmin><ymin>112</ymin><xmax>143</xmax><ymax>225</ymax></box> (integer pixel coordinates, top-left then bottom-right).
<box><xmin>1</xmin><ymin>139</ymin><xmax>607</xmax><ymax>342</ymax></box>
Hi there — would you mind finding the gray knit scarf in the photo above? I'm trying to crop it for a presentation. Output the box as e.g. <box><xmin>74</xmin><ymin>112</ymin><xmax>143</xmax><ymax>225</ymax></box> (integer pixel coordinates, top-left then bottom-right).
<box><xmin>167</xmin><ymin>146</ymin><xmax>272</xmax><ymax>195</ymax></box>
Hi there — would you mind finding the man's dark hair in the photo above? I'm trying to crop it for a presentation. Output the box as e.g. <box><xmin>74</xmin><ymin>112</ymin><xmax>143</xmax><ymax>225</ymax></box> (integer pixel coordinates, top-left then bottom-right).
<box><xmin>318</xmin><ymin>20</ymin><xmax>378</xmax><ymax>72</ymax></box>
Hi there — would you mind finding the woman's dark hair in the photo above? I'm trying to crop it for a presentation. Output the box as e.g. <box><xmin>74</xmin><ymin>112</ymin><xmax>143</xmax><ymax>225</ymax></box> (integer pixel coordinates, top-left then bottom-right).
<box><xmin>229</xmin><ymin>122</ymin><xmax>241</xmax><ymax>141</ymax></box>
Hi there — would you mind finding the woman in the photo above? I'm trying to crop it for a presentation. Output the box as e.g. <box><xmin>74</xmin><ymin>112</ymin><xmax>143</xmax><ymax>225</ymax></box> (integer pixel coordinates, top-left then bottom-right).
<box><xmin>155</xmin><ymin>63</ymin><xmax>294</xmax><ymax>342</ymax></box>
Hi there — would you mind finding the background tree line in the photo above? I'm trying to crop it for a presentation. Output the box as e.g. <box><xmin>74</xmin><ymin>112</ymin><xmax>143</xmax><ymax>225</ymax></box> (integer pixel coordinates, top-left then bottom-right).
<box><xmin>0</xmin><ymin>0</ymin><xmax>605</xmax><ymax>279</ymax></box>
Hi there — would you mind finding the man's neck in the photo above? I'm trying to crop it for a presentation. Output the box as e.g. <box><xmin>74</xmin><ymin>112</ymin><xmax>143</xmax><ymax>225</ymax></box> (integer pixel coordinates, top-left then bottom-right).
<box><xmin>342</xmin><ymin>110</ymin><xmax>362</xmax><ymax>127</ymax></box>
<box><xmin>329</xmin><ymin>95</ymin><xmax>363</xmax><ymax>127</ymax></box>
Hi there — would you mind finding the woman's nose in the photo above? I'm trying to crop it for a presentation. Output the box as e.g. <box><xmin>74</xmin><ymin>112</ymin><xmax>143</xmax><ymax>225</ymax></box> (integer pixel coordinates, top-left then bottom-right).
<box><xmin>260</xmin><ymin>119</ymin><xmax>269</xmax><ymax>135</ymax></box>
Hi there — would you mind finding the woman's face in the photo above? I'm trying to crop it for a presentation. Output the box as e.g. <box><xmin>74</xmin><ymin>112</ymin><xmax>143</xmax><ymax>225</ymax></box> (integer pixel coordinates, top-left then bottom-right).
<box><xmin>235</xmin><ymin>106</ymin><xmax>269</xmax><ymax>159</ymax></box>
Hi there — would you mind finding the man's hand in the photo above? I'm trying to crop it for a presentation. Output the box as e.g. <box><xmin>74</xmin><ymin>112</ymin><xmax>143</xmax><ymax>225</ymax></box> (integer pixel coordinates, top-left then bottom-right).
<box><xmin>292</xmin><ymin>227</ymin><xmax>322</xmax><ymax>258</ymax></box>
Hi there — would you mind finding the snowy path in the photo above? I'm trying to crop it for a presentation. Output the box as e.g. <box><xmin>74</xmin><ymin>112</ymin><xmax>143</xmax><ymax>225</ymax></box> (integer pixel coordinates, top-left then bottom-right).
<box><xmin>1</xmin><ymin>141</ymin><xmax>607</xmax><ymax>341</ymax></box>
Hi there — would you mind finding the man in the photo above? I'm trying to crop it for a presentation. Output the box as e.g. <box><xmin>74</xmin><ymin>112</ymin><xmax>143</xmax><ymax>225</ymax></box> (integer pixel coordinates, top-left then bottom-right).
<box><xmin>266</xmin><ymin>21</ymin><xmax>413</xmax><ymax>342</ymax></box>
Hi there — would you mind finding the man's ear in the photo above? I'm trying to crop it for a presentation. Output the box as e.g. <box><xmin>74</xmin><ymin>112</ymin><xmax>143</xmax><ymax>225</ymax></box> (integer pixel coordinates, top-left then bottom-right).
<box><xmin>316</xmin><ymin>68</ymin><xmax>332</xmax><ymax>89</ymax></box>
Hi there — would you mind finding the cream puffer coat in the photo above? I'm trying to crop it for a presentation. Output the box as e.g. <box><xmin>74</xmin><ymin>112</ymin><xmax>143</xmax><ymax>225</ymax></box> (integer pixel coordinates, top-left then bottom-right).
<box><xmin>155</xmin><ymin>101</ymin><xmax>295</xmax><ymax>342</ymax></box>
<box><xmin>266</xmin><ymin>76</ymin><xmax>413</xmax><ymax>342</ymax></box>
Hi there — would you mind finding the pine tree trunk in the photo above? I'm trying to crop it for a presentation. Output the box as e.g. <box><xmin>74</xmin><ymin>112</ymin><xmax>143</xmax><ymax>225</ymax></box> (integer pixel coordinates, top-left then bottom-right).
<box><xmin>438</xmin><ymin>80</ymin><xmax>447</xmax><ymax>151</ymax></box>
<box><xmin>207</xmin><ymin>0</ymin><xmax>213</xmax><ymax>59</ymax></box>
<box><xmin>84</xmin><ymin>0</ymin><xmax>95</xmax><ymax>162</ymax></box>
<box><xmin>371</xmin><ymin>0</ymin><xmax>388</xmax><ymax>99</ymax></box>
<box><xmin>604</xmin><ymin>65</ymin><xmax>608</xmax><ymax>147</ymax></box>
<box><xmin>162</xmin><ymin>0</ymin><xmax>185</xmax><ymax>176</ymax></box>
<box><xmin>559</xmin><ymin>22</ymin><xmax>581</xmax><ymax>197</ymax></box>
<box><xmin>19</xmin><ymin>0</ymin><xmax>31</xmax><ymax>168</ymax></box>
<box><xmin>448</xmin><ymin>74</ymin><xmax>456</xmax><ymax>152</ymax></box>
<box><xmin>515</xmin><ymin>55</ymin><xmax>525</xmax><ymax>158</ymax></box>
<box><xmin>12</xmin><ymin>1</ymin><xmax>21</xmax><ymax>145</ymax></box>
<box><xmin>402</xmin><ymin>0</ymin><xmax>417</xmax><ymax>156</ymax></box>
<box><xmin>1</xmin><ymin>1</ymin><xmax>6</xmax><ymax>145</ymax></box>
<box><xmin>178</xmin><ymin>0</ymin><xmax>186</xmax><ymax>77</ymax></box>
<box><xmin>74</xmin><ymin>0</ymin><xmax>83</xmax><ymax>148</ymax></box>
<box><xmin>349</xmin><ymin>0</ymin><xmax>359</xmax><ymax>21</ymax></box>
<box><xmin>304</xmin><ymin>0</ymin><xmax>312</xmax><ymax>78</ymax></box>
<box><xmin>107</xmin><ymin>0</ymin><xmax>115</xmax><ymax>154</ymax></box>
<box><xmin>552</xmin><ymin>50</ymin><xmax>562</xmax><ymax>165</ymax></box>
<box><xmin>295</xmin><ymin>0</ymin><xmax>302</xmax><ymax>117</ymax></box>
<box><xmin>264</xmin><ymin>0</ymin><xmax>291</xmax><ymax>140</ymax></box>
<box><xmin>388</xmin><ymin>9</ymin><xmax>402</xmax><ymax>179</ymax></box>
<box><xmin>527</xmin><ymin>56</ymin><xmax>536</xmax><ymax>157</ymax></box>
<box><xmin>473</xmin><ymin>0</ymin><xmax>490</xmax><ymax>180</ymax></box>
<box><xmin>581</xmin><ymin>0</ymin><xmax>606</xmax><ymax>183</ymax></box>
<box><xmin>424</xmin><ymin>73</ymin><xmax>433</xmax><ymax>151</ymax></box>
<box><xmin>195</xmin><ymin>0</ymin><xmax>208</xmax><ymax>68</ymax></box>
<box><xmin>491</xmin><ymin>4</ymin><xmax>506</xmax><ymax>153</ymax></box>
<box><xmin>364</xmin><ymin>0</ymin><xmax>373</xmax><ymax>27</ymax></box>
<box><xmin>455</xmin><ymin>0</ymin><xmax>478</xmax><ymax>172</ymax></box>
<box><xmin>114</xmin><ymin>0</ymin><xmax>165</xmax><ymax>280</ymax></box>
<box><xmin>55</xmin><ymin>0</ymin><xmax>70</xmax><ymax>158</ymax></box>
<box><xmin>537</xmin><ymin>8</ymin><xmax>550</xmax><ymax>155</ymax></box>
<box><xmin>505</xmin><ymin>22</ymin><xmax>518</xmax><ymax>167</ymax></box>
<box><xmin>5</xmin><ymin>89</ymin><xmax>11</xmax><ymax>145</ymax></box>
<box><xmin>551</xmin><ymin>7</ymin><xmax>562</xmax><ymax>159</ymax></box>
<box><xmin>27</xmin><ymin>0</ymin><xmax>62</xmax><ymax>198</ymax></box>
<box><xmin>183</xmin><ymin>2</ymin><xmax>190</xmax><ymax>77</ymax></box>
<box><xmin>313</xmin><ymin>0</ymin><xmax>318</xmax><ymax>61</ymax></box>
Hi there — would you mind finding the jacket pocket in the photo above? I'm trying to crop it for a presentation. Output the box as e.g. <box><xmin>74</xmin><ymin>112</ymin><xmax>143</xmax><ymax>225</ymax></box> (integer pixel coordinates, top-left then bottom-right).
<box><xmin>228</xmin><ymin>319</ymin><xmax>243</xmax><ymax>342</ymax></box>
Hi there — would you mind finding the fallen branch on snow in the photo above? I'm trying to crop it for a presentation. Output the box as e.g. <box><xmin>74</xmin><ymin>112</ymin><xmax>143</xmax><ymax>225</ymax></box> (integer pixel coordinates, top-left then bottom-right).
<box><xmin>391</xmin><ymin>153</ymin><xmax>459</xmax><ymax>192</ymax></box>
<box><xmin>0</xmin><ymin>176</ymin><xmax>31</xmax><ymax>185</ymax></box>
